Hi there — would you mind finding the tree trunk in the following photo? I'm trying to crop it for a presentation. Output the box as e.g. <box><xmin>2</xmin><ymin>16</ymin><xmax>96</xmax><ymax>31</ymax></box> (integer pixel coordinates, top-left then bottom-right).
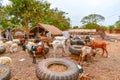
<box><xmin>25</xmin><ymin>18</ymin><xmax>29</xmax><ymax>39</ymax></box>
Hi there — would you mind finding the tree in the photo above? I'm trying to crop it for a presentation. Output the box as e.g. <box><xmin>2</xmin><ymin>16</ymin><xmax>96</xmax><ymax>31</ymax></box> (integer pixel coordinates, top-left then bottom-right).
<box><xmin>40</xmin><ymin>7</ymin><xmax>71</xmax><ymax>30</ymax></box>
<box><xmin>5</xmin><ymin>0</ymin><xmax>45</xmax><ymax>37</ymax></box>
<box><xmin>80</xmin><ymin>23</ymin><xmax>100</xmax><ymax>29</ymax></box>
<box><xmin>0</xmin><ymin>6</ymin><xmax>12</xmax><ymax>30</ymax></box>
<box><xmin>5</xmin><ymin>0</ymin><xmax>71</xmax><ymax>33</ymax></box>
<box><xmin>115</xmin><ymin>17</ymin><xmax>120</xmax><ymax>28</ymax></box>
<box><xmin>73</xmin><ymin>26</ymin><xmax>79</xmax><ymax>29</ymax></box>
<box><xmin>81</xmin><ymin>14</ymin><xmax>105</xmax><ymax>25</ymax></box>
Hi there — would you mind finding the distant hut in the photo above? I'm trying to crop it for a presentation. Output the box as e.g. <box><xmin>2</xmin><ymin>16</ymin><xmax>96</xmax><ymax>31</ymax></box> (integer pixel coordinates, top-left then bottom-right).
<box><xmin>96</xmin><ymin>27</ymin><xmax>105</xmax><ymax>39</ymax></box>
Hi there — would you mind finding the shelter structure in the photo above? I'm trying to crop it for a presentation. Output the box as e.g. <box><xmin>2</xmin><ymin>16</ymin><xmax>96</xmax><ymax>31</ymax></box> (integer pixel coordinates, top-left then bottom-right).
<box><xmin>29</xmin><ymin>23</ymin><xmax>62</xmax><ymax>38</ymax></box>
<box><xmin>12</xmin><ymin>28</ymin><xmax>24</xmax><ymax>38</ymax></box>
<box><xmin>68</xmin><ymin>29</ymin><xmax>96</xmax><ymax>35</ymax></box>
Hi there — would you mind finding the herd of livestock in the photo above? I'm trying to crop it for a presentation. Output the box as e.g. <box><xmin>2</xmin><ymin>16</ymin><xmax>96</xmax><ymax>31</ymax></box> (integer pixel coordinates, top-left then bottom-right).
<box><xmin>0</xmin><ymin>32</ymin><xmax>112</xmax><ymax>80</ymax></box>
<box><xmin>0</xmin><ymin>33</ymin><xmax>109</xmax><ymax>66</ymax></box>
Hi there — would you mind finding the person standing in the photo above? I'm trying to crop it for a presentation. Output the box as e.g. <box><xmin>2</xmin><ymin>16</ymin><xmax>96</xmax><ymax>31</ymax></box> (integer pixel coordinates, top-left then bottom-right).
<box><xmin>6</xmin><ymin>28</ymin><xmax>12</xmax><ymax>41</ymax></box>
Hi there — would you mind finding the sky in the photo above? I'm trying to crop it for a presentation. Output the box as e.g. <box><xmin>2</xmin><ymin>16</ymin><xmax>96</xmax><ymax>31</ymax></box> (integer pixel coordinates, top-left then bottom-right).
<box><xmin>47</xmin><ymin>0</ymin><xmax>120</xmax><ymax>27</ymax></box>
<box><xmin>1</xmin><ymin>0</ymin><xmax>120</xmax><ymax>27</ymax></box>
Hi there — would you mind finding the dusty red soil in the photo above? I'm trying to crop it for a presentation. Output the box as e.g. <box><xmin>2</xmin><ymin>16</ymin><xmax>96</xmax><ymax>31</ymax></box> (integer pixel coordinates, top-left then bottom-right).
<box><xmin>0</xmin><ymin>33</ymin><xmax>120</xmax><ymax>80</ymax></box>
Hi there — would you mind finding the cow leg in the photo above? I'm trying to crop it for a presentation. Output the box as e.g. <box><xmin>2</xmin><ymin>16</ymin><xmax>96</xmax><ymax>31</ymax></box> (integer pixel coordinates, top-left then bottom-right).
<box><xmin>104</xmin><ymin>48</ymin><xmax>108</xmax><ymax>58</ymax></box>
<box><xmin>62</xmin><ymin>46</ymin><xmax>66</xmax><ymax>56</ymax></box>
<box><xmin>102</xmin><ymin>48</ymin><xmax>104</xmax><ymax>57</ymax></box>
<box><xmin>42</xmin><ymin>50</ymin><xmax>46</xmax><ymax>59</ymax></box>
<box><xmin>81</xmin><ymin>56</ymin><xmax>84</xmax><ymax>66</ymax></box>
<box><xmin>53</xmin><ymin>47</ymin><xmax>56</xmax><ymax>57</ymax></box>
<box><xmin>33</xmin><ymin>53</ymin><xmax>36</xmax><ymax>64</ymax></box>
<box><xmin>78</xmin><ymin>54</ymin><xmax>82</xmax><ymax>64</ymax></box>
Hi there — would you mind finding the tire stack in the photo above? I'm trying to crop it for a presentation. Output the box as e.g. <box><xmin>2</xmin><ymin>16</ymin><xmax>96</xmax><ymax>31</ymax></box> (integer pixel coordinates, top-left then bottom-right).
<box><xmin>69</xmin><ymin>39</ymin><xmax>83</xmax><ymax>56</ymax></box>
<box><xmin>36</xmin><ymin>58</ymin><xmax>79</xmax><ymax>80</ymax></box>
<box><xmin>69</xmin><ymin>45</ymin><xmax>82</xmax><ymax>56</ymax></box>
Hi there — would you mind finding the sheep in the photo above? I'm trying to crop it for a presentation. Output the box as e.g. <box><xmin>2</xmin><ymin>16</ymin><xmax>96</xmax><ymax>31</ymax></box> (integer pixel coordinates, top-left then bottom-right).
<box><xmin>0</xmin><ymin>43</ymin><xmax>6</xmax><ymax>54</ymax></box>
<box><xmin>0</xmin><ymin>56</ymin><xmax>12</xmax><ymax>66</ymax></box>
<box><xmin>12</xmin><ymin>39</ymin><xmax>21</xmax><ymax>45</ymax></box>
<box><xmin>10</xmin><ymin>43</ymin><xmax>18</xmax><ymax>53</ymax></box>
<box><xmin>4</xmin><ymin>41</ymin><xmax>13</xmax><ymax>53</ymax></box>
<box><xmin>4</xmin><ymin>40</ymin><xmax>19</xmax><ymax>53</ymax></box>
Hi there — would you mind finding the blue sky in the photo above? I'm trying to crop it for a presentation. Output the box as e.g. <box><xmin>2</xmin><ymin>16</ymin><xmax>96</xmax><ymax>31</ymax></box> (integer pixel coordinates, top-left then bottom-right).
<box><xmin>47</xmin><ymin>0</ymin><xmax>120</xmax><ymax>27</ymax></box>
<box><xmin>2</xmin><ymin>0</ymin><xmax>120</xmax><ymax>27</ymax></box>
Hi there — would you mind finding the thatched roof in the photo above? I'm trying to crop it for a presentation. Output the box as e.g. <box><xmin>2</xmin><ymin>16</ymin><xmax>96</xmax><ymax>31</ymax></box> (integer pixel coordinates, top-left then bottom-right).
<box><xmin>31</xmin><ymin>23</ymin><xmax>62</xmax><ymax>36</ymax></box>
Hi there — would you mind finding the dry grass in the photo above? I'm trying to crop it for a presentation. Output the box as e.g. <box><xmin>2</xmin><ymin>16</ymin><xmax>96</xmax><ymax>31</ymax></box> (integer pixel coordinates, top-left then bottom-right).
<box><xmin>48</xmin><ymin>64</ymin><xmax>67</xmax><ymax>72</ymax></box>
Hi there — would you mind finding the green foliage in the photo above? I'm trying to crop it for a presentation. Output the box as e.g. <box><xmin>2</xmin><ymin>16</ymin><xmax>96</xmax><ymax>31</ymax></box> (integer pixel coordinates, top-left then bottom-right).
<box><xmin>40</xmin><ymin>7</ymin><xmax>71</xmax><ymax>30</ymax></box>
<box><xmin>80</xmin><ymin>23</ymin><xmax>100</xmax><ymax>29</ymax></box>
<box><xmin>115</xmin><ymin>20</ymin><xmax>120</xmax><ymax>28</ymax></box>
<box><xmin>2</xmin><ymin>0</ymin><xmax>71</xmax><ymax>31</ymax></box>
<box><xmin>109</xmin><ymin>25</ymin><xmax>115</xmax><ymax>30</ymax></box>
<box><xmin>73</xmin><ymin>26</ymin><xmax>79</xmax><ymax>29</ymax></box>
<box><xmin>81</xmin><ymin>14</ymin><xmax>105</xmax><ymax>25</ymax></box>
<box><xmin>100</xmin><ymin>25</ymin><xmax>108</xmax><ymax>30</ymax></box>
<box><xmin>5</xmin><ymin>0</ymin><xmax>44</xmax><ymax>26</ymax></box>
<box><xmin>0</xmin><ymin>6</ymin><xmax>12</xmax><ymax>30</ymax></box>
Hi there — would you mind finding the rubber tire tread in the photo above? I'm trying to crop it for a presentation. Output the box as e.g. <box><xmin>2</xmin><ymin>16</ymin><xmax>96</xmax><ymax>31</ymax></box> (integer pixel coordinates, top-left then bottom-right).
<box><xmin>36</xmin><ymin>58</ymin><xmax>79</xmax><ymax>80</ymax></box>
<box><xmin>0</xmin><ymin>65</ymin><xmax>11</xmax><ymax>80</ymax></box>
<box><xmin>69</xmin><ymin>45</ymin><xmax>82</xmax><ymax>56</ymax></box>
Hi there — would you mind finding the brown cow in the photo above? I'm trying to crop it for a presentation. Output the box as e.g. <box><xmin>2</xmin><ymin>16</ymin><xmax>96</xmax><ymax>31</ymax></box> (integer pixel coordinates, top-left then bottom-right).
<box><xmin>88</xmin><ymin>40</ymin><xmax>108</xmax><ymax>58</ymax></box>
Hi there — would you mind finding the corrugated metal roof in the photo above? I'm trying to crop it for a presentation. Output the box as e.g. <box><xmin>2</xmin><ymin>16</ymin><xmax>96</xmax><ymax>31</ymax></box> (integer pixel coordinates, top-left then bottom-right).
<box><xmin>35</xmin><ymin>23</ymin><xmax>62</xmax><ymax>36</ymax></box>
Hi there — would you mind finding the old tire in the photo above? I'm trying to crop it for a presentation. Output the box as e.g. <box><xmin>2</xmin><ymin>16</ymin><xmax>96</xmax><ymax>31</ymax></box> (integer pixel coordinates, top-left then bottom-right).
<box><xmin>69</xmin><ymin>45</ymin><xmax>82</xmax><ymax>56</ymax></box>
<box><xmin>70</xmin><ymin>39</ymin><xmax>84</xmax><ymax>45</ymax></box>
<box><xmin>36</xmin><ymin>58</ymin><xmax>79</xmax><ymax>80</ymax></box>
<box><xmin>0</xmin><ymin>47</ymin><xmax>6</xmax><ymax>54</ymax></box>
<box><xmin>0</xmin><ymin>65</ymin><xmax>11</xmax><ymax>80</ymax></box>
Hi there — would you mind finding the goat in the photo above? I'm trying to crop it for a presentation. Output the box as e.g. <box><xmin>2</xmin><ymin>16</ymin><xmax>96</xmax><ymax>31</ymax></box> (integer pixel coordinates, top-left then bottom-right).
<box><xmin>79</xmin><ymin>46</ymin><xmax>93</xmax><ymax>64</ymax></box>
<box><xmin>22</xmin><ymin>41</ymin><xmax>46</xmax><ymax>63</ymax></box>
<box><xmin>54</xmin><ymin>36</ymin><xmax>70</xmax><ymax>46</ymax></box>
<box><xmin>0</xmin><ymin>56</ymin><xmax>12</xmax><ymax>66</ymax></box>
<box><xmin>38</xmin><ymin>35</ymin><xmax>52</xmax><ymax>46</ymax></box>
<box><xmin>88</xmin><ymin>40</ymin><xmax>108</xmax><ymax>57</ymax></box>
<box><xmin>51</xmin><ymin>39</ymin><xmax>66</xmax><ymax>57</ymax></box>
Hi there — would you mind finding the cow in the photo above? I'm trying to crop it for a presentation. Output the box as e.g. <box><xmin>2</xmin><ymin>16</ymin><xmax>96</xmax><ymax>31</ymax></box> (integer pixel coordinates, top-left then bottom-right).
<box><xmin>88</xmin><ymin>40</ymin><xmax>108</xmax><ymax>58</ymax></box>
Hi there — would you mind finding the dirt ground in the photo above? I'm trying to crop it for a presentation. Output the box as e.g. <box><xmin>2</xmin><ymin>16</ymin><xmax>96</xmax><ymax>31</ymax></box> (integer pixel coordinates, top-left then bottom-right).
<box><xmin>1</xmin><ymin>33</ymin><xmax>120</xmax><ymax>80</ymax></box>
